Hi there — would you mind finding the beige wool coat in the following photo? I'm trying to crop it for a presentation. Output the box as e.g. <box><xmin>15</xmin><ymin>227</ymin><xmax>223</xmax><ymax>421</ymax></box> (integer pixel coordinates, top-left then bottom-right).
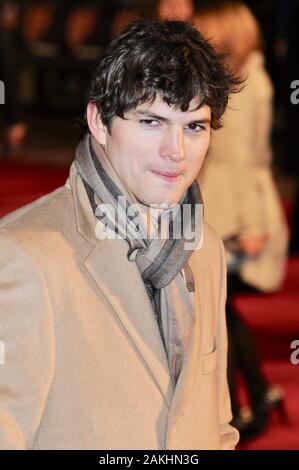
<box><xmin>0</xmin><ymin>162</ymin><xmax>239</xmax><ymax>450</ymax></box>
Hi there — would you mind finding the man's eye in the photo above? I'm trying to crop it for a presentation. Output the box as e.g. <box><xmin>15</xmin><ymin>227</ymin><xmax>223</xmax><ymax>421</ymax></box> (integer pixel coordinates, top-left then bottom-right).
<box><xmin>140</xmin><ymin>119</ymin><xmax>159</xmax><ymax>128</ymax></box>
<box><xmin>186</xmin><ymin>123</ymin><xmax>205</xmax><ymax>132</ymax></box>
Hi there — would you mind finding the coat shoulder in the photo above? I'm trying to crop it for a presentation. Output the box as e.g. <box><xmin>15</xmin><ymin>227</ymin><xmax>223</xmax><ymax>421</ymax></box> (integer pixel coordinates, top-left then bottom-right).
<box><xmin>190</xmin><ymin>222</ymin><xmax>225</xmax><ymax>275</ymax></box>
<box><xmin>203</xmin><ymin>222</ymin><xmax>224</xmax><ymax>253</ymax></box>
<box><xmin>0</xmin><ymin>185</ymin><xmax>72</xmax><ymax>232</ymax></box>
<box><xmin>0</xmin><ymin>184</ymin><xmax>76</xmax><ymax>255</ymax></box>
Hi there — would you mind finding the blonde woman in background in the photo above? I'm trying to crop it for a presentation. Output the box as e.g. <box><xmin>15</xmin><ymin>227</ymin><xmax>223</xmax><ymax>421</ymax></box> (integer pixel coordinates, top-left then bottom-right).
<box><xmin>195</xmin><ymin>1</ymin><xmax>289</xmax><ymax>441</ymax></box>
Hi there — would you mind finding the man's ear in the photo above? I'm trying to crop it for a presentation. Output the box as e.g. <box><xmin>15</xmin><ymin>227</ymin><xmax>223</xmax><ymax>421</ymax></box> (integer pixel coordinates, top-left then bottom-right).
<box><xmin>86</xmin><ymin>102</ymin><xmax>107</xmax><ymax>147</ymax></box>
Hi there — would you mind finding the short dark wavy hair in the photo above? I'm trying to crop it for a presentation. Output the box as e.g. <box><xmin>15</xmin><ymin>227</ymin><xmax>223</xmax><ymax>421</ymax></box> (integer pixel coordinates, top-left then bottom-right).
<box><xmin>83</xmin><ymin>19</ymin><xmax>241</xmax><ymax>133</ymax></box>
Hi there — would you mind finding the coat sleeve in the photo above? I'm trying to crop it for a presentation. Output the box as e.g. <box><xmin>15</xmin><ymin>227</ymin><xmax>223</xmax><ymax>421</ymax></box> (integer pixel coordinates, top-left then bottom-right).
<box><xmin>0</xmin><ymin>233</ymin><xmax>55</xmax><ymax>449</ymax></box>
<box><xmin>216</xmin><ymin>239</ymin><xmax>240</xmax><ymax>449</ymax></box>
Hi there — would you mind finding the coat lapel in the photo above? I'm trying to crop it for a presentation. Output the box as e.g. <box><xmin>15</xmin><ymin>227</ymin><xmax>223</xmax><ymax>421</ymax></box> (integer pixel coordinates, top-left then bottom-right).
<box><xmin>166</xmin><ymin>251</ymin><xmax>205</xmax><ymax>428</ymax></box>
<box><xmin>69</xmin><ymin>163</ymin><xmax>173</xmax><ymax>406</ymax></box>
<box><xmin>84</xmin><ymin>241</ymin><xmax>174</xmax><ymax>405</ymax></box>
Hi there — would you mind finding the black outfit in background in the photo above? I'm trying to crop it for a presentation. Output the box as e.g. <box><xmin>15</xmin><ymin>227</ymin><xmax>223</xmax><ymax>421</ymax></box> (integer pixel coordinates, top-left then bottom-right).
<box><xmin>226</xmin><ymin>273</ymin><xmax>268</xmax><ymax>418</ymax></box>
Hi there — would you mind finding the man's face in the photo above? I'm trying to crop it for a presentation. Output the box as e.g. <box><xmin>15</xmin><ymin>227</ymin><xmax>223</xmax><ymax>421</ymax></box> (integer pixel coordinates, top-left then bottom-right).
<box><xmin>93</xmin><ymin>94</ymin><xmax>211</xmax><ymax>207</ymax></box>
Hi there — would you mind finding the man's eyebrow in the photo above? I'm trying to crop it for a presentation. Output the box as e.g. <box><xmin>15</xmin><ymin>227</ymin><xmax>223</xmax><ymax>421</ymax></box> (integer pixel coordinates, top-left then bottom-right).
<box><xmin>187</xmin><ymin>118</ymin><xmax>211</xmax><ymax>124</ymax></box>
<box><xmin>134</xmin><ymin>110</ymin><xmax>171</xmax><ymax>123</ymax></box>
<box><xmin>133</xmin><ymin>110</ymin><xmax>211</xmax><ymax>124</ymax></box>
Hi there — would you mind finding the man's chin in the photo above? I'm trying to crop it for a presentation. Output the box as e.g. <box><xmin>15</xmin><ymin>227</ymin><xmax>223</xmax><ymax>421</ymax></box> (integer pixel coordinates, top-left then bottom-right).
<box><xmin>139</xmin><ymin>195</ymin><xmax>182</xmax><ymax>209</ymax></box>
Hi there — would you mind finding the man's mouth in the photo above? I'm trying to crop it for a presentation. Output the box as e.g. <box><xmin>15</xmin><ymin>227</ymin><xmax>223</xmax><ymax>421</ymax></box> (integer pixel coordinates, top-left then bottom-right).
<box><xmin>151</xmin><ymin>170</ymin><xmax>183</xmax><ymax>183</ymax></box>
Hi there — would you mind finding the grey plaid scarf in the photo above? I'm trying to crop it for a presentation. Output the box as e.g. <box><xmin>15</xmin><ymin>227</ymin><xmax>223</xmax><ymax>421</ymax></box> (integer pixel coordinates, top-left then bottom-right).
<box><xmin>75</xmin><ymin>134</ymin><xmax>203</xmax><ymax>386</ymax></box>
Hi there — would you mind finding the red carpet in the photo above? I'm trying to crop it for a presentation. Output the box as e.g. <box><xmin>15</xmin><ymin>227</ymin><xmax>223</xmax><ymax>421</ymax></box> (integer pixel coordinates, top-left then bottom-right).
<box><xmin>0</xmin><ymin>160</ymin><xmax>69</xmax><ymax>218</ymax></box>
<box><xmin>0</xmin><ymin>159</ymin><xmax>298</xmax><ymax>449</ymax></box>
<box><xmin>235</xmin><ymin>257</ymin><xmax>299</xmax><ymax>449</ymax></box>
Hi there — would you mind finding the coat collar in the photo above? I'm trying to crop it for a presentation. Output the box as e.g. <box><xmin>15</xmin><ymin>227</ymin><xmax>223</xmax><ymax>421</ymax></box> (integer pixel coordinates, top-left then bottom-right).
<box><xmin>66</xmin><ymin>161</ymin><xmax>205</xmax><ymax>417</ymax></box>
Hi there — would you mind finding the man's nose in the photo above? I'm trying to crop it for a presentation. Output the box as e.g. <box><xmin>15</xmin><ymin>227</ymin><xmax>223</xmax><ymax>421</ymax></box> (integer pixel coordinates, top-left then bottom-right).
<box><xmin>159</xmin><ymin>128</ymin><xmax>186</xmax><ymax>162</ymax></box>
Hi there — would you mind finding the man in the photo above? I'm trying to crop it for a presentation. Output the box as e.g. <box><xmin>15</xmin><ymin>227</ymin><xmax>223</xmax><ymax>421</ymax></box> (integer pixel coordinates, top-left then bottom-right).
<box><xmin>0</xmin><ymin>20</ymin><xmax>239</xmax><ymax>449</ymax></box>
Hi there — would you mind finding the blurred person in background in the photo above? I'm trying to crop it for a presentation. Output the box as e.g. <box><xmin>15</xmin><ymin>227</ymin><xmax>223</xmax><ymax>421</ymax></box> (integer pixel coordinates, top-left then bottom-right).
<box><xmin>287</xmin><ymin>0</ymin><xmax>299</xmax><ymax>254</ymax></box>
<box><xmin>0</xmin><ymin>0</ymin><xmax>27</xmax><ymax>155</ymax></box>
<box><xmin>195</xmin><ymin>0</ymin><xmax>289</xmax><ymax>441</ymax></box>
<box><xmin>157</xmin><ymin>0</ymin><xmax>195</xmax><ymax>21</ymax></box>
